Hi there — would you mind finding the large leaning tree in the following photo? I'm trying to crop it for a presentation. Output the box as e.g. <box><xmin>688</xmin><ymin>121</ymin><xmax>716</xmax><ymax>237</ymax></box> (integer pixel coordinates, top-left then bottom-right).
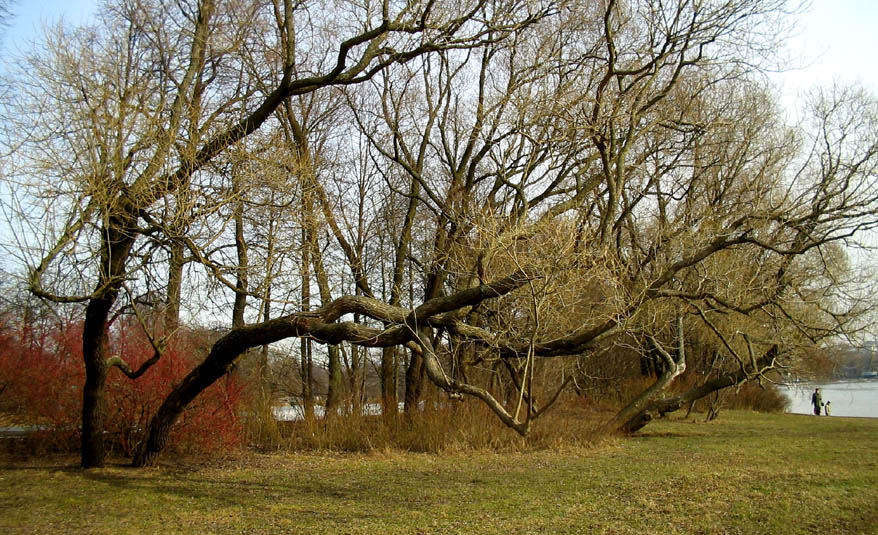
<box><xmin>138</xmin><ymin>0</ymin><xmax>876</xmax><ymax>466</ymax></box>
<box><xmin>2</xmin><ymin>0</ymin><xmax>876</xmax><ymax>468</ymax></box>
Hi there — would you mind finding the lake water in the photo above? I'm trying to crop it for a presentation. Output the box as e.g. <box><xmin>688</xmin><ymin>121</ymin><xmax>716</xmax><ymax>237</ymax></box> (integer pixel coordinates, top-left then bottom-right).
<box><xmin>782</xmin><ymin>381</ymin><xmax>878</xmax><ymax>418</ymax></box>
<box><xmin>272</xmin><ymin>402</ymin><xmax>396</xmax><ymax>421</ymax></box>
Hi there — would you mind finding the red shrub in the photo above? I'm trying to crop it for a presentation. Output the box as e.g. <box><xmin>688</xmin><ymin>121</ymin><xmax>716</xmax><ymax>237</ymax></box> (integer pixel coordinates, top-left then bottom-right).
<box><xmin>0</xmin><ymin>315</ymin><xmax>245</xmax><ymax>456</ymax></box>
<box><xmin>0</xmin><ymin>318</ymin><xmax>83</xmax><ymax>437</ymax></box>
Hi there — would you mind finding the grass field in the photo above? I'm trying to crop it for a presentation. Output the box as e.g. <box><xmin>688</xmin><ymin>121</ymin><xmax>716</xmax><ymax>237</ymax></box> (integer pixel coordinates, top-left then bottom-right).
<box><xmin>1</xmin><ymin>411</ymin><xmax>876</xmax><ymax>534</ymax></box>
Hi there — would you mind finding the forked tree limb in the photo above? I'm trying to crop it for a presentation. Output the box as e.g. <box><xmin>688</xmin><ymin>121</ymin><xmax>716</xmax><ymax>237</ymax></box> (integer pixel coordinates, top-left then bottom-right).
<box><xmin>106</xmin><ymin>349</ymin><xmax>162</xmax><ymax>380</ymax></box>
<box><xmin>132</xmin><ymin>270</ymin><xmax>534</xmax><ymax>465</ymax></box>
<box><xmin>604</xmin><ymin>317</ymin><xmax>687</xmax><ymax>433</ymax></box>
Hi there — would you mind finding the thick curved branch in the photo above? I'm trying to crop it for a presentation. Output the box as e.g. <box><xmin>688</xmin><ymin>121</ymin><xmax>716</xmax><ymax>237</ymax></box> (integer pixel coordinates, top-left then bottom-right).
<box><xmin>412</xmin><ymin>325</ymin><xmax>529</xmax><ymax>436</ymax></box>
<box><xmin>107</xmin><ymin>350</ymin><xmax>161</xmax><ymax>380</ymax></box>
<box><xmin>605</xmin><ymin>318</ymin><xmax>687</xmax><ymax>433</ymax></box>
<box><xmin>406</xmin><ymin>268</ymin><xmax>532</xmax><ymax>325</ymax></box>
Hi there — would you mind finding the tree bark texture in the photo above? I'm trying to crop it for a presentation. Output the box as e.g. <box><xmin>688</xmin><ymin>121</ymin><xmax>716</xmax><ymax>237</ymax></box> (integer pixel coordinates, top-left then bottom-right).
<box><xmin>403</xmin><ymin>351</ymin><xmax>425</xmax><ymax>412</ymax></box>
<box><xmin>80</xmin><ymin>298</ymin><xmax>111</xmax><ymax>468</ymax></box>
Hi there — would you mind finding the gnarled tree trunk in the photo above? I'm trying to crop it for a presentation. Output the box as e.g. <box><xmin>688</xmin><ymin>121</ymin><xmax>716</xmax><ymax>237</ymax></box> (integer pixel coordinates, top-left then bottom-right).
<box><xmin>80</xmin><ymin>219</ymin><xmax>138</xmax><ymax>468</ymax></box>
<box><xmin>616</xmin><ymin>345</ymin><xmax>779</xmax><ymax>434</ymax></box>
<box><xmin>605</xmin><ymin>318</ymin><xmax>687</xmax><ymax>435</ymax></box>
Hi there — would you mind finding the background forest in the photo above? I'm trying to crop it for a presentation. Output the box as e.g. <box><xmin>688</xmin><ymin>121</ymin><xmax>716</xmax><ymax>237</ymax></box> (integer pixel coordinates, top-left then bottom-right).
<box><xmin>0</xmin><ymin>0</ymin><xmax>876</xmax><ymax>468</ymax></box>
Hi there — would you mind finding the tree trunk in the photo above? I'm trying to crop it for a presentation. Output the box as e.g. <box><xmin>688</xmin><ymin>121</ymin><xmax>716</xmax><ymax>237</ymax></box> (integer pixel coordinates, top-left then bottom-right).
<box><xmin>80</xmin><ymin>297</ymin><xmax>112</xmax><ymax>468</ymax></box>
<box><xmin>395</xmin><ymin>180</ymin><xmax>421</xmax><ymax>411</ymax></box>
<box><xmin>300</xmin><ymin>225</ymin><xmax>314</xmax><ymax>421</ymax></box>
<box><xmin>133</xmin><ymin>314</ymin><xmax>316</xmax><ymax>466</ymax></box>
<box><xmin>403</xmin><ymin>351</ymin><xmax>424</xmax><ymax>412</ymax></box>
<box><xmin>381</xmin><ymin>346</ymin><xmax>398</xmax><ymax>420</ymax></box>
<box><xmin>306</xmin><ymin>219</ymin><xmax>341</xmax><ymax>415</ymax></box>
<box><xmin>301</xmin><ymin>337</ymin><xmax>314</xmax><ymax>421</ymax></box>
<box><xmin>133</xmin><ymin>330</ymin><xmax>248</xmax><ymax>466</ymax></box>
<box><xmin>326</xmin><ymin>345</ymin><xmax>342</xmax><ymax>414</ymax></box>
<box><xmin>617</xmin><ymin>345</ymin><xmax>779</xmax><ymax>434</ymax></box>
<box><xmin>259</xmin><ymin>283</ymin><xmax>271</xmax><ymax>384</ymax></box>
<box><xmin>81</xmin><ymin>219</ymin><xmax>137</xmax><ymax>468</ymax></box>
<box><xmin>606</xmin><ymin>319</ymin><xmax>687</xmax><ymax>434</ymax></box>
<box><xmin>165</xmin><ymin>240</ymin><xmax>184</xmax><ymax>333</ymax></box>
<box><xmin>232</xmin><ymin>198</ymin><xmax>248</xmax><ymax>328</ymax></box>
<box><xmin>348</xmin><ymin>309</ymin><xmax>364</xmax><ymax>414</ymax></box>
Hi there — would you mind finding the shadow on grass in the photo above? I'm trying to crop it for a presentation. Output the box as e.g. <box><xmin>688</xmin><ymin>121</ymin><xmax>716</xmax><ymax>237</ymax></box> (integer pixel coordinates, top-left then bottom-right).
<box><xmin>57</xmin><ymin>460</ymin><xmax>434</xmax><ymax>518</ymax></box>
<box><xmin>0</xmin><ymin>462</ymin><xmax>82</xmax><ymax>472</ymax></box>
<box><xmin>630</xmin><ymin>431</ymin><xmax>698</xmax><ymax>439</ymax></box>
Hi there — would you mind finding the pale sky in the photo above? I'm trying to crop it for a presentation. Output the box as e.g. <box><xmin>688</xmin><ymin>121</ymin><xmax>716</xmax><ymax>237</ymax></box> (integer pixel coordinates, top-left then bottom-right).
<box><xmin>3</xmin><ymin>0</ymin><xmax>876</xmax><ymax>111</ymax></box>
<box><xmin>3</xmin><ymin>0</ymin><xmax>97</xmax><ymax>50</ymax></box>
<box><xmin>772</xmin><ymin>0</ymin><xmax>878</xmax><ymax>113</ymax></box>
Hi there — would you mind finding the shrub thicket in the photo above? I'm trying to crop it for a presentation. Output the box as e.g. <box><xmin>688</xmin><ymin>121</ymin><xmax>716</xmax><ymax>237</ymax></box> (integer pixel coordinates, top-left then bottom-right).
<box><xmin>0</xmin><ymin>316</ymin><xmax>245</xmax><ymax>456</ymax></box>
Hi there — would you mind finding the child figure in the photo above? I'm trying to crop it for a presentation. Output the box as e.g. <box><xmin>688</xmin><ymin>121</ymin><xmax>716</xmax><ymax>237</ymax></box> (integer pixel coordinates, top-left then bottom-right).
<box><xmin>824</xmin><ymin>401</ymin><xmax>831</xmax><ymax>416</ymax></box>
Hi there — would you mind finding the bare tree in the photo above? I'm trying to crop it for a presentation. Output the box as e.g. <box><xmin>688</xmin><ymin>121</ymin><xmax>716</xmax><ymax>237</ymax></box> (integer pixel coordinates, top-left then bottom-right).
<box><xmin>7</xmin><ymin>0</ymin><xmax>551</xmax><ymax>468</ymax></box>
<box><xmin>131</xmin><ymin>0</ymin><xmax>878</xmax><ymax>464</ymax></box>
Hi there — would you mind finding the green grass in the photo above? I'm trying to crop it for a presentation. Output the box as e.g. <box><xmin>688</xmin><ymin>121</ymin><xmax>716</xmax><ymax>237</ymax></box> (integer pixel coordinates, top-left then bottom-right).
<box><xmin>1</xmin><ymin>411</ymin><xmax>876</xmax><ymax>534</ymax></box>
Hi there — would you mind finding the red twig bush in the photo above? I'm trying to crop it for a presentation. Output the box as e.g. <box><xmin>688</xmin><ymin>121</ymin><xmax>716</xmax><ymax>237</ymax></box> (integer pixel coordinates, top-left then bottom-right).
<box><xmin>0</xmin><ymin>315</ymin><xmax>245</xmax><ymax>456</ymax></box>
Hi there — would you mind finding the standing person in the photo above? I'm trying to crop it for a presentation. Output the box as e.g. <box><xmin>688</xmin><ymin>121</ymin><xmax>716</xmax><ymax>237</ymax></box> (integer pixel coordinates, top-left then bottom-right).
<box><xmin>824</xmin><ymin>401</ymin><xmax>831</xmax><ymax>416</ymax></box>
<box><xmin>811</xmin><ymin>388</ymin><xmax>823</xmax><ymax>415</ymax></box>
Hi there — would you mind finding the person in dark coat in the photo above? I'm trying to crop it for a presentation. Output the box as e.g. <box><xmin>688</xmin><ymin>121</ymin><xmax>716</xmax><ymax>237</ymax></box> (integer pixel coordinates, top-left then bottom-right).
<box><xmin>811</xmin><ymin>388</ymin><xmax>823</xmax><ymax>415</ymax></box>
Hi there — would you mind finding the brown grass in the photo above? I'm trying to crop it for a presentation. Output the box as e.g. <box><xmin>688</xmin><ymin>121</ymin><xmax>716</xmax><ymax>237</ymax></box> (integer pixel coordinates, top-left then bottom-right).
<box><xmin>248</xmin><ymin>397</ymin><xmax>607</xmax><ymax>454</ymax></box>
<box><xmin>2</xmin><ymin>411</ymin><xmax>877</xmax><ymax>534</ymax></box>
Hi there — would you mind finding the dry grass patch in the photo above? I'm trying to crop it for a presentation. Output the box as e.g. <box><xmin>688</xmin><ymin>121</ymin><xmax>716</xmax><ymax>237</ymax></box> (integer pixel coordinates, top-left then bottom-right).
<box><xmin>1</xmin><ymin>411</ymin><xmax>876</xmax><ymax>534</ymax></box>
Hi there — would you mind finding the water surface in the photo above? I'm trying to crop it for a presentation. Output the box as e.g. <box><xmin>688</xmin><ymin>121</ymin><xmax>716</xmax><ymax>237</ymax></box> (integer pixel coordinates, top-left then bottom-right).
<box><xmin>782</xmin><ymin>381</ymin><xmax>878</xmax><ymax>418</ymax></box>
